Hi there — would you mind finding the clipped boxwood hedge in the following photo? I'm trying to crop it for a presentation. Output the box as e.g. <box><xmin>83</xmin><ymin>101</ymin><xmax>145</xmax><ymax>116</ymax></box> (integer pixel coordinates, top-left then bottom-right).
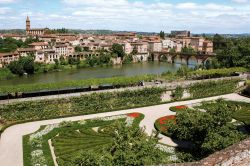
<box><xmin>169</xmin><ymin>105</ymin><xmax>188</xmax><ymax>112</ymax></box>
<box><xmin>189</xmin><ymin>79</ymin><xmax>240</xmax><ymax>98</ymax></box>
<box><xmin>188</xmin><ymin>67</ymin><xmax>247</xmax><ymax>79</ymax></box>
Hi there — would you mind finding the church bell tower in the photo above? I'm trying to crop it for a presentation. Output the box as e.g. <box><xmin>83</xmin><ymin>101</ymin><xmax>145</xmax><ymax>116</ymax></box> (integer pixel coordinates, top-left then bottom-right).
<box><xmin>26</xmin><ymin>16</ymin><xmax>30</xmax><ymax>31</ymax></box>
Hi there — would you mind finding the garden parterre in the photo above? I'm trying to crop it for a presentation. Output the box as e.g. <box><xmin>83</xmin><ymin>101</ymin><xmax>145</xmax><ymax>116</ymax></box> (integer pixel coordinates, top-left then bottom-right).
<box><xmin>23</xmin><ymin>113</ymin><xmax>177</xmax><ymax>166</ymax></box>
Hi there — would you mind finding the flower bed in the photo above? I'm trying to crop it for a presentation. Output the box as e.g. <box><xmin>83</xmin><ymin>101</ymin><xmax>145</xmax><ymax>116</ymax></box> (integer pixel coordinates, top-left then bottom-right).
<box><xmin>127</xmin><ymin>113</ymin><xmax>141</xmax><ymax>118</ymax></box>
<box><xmin>155</xmin><ymin>115</ymin><xmax>176</xmax><ymax>134</ymax></box>
<box><xmin>169</xmin><ymin>105</ymin><xmax>188</xmax><ymax>112</ymax></box>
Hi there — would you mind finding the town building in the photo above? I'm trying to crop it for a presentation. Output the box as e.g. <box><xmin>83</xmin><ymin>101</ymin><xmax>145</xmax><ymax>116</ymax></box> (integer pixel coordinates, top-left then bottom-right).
<box><xmin>26</xmin><ymin>16</ymin><xmax>49</xmax><ymax>36</ymax></box>
<box><xmin>171</xmin><ymin>30</ymin><xmax>191</xmax><ymax>37</ymax></box>
<box><xmin>0</xmin><ymin>52</ymin><xmax>19</xmax><ymax>66</ymax></box>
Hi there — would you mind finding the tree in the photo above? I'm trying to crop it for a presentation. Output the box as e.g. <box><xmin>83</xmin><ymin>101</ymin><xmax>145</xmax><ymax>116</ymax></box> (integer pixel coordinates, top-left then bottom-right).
<box><xmin>7</xmin><ymin>61</ymin><xmax>24</xmax><ymax>75</ymax></box>
<box><xmin>123</xmin><ymin>54</ymin><xmax>133</xmax><ymax>64</ymax></box>
<box><xmin>54</xmin><ymin>59</ymin><xmax>60</xmax><ymax>69</ymax></box>
<box><xmin>74</xmin><ymin>45</ymin><xmax>82</xmax><ymax>52</ymax></box>
<box><xmin>20</xmin><ymin>55</ymin><xmax>35</xmax><ymax>74</ymax></box>
<box><xmin>159</xmin><ymin>31</ymin><xmax>165</xmax><ymax>39</ymax></box>
<box><xmin>7</xmin><ymin>55</ymin><xmax>35</xmax><ymax>75</ymax></box>
<box><xmin>181</xmin><ymin>46</ymin><xmax>196</xmax><ymax>54</ymax></box>
<box><xmin>59</xmin><ymin>56</ymin><xmax>67</xmax><ymax>65</ymax></box>
<box><xmin>167</xmin><ymin>100</ymin><xmax>245</xmax><ymax>157</ymax></box>
<box><xmin>111</xmin><ymin>44</ymin><xmax>125</xmax><ymax>59</ymax></box>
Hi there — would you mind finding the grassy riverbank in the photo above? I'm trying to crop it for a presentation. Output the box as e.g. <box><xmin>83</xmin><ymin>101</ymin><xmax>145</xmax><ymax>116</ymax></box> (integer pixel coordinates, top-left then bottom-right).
<box><xmin>0</xmin><ymin>68</ymin><xmax>15</xmax><ymax>80</ymax></box>
<box><xmin>0</xmin><ymin>74</ymin><xmax>155</xmax><ymax>94</ymax></box>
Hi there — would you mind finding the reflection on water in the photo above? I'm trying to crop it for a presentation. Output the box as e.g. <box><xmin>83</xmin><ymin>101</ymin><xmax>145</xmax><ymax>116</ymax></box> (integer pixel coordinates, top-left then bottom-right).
<box><xmin>0</xmin><ymin>62</ymin><xmax>182</xmax><ymax>86</ymax></box>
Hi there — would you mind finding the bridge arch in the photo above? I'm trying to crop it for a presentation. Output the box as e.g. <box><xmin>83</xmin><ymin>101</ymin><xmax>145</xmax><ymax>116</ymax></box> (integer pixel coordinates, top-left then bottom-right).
<box><xmin>174</xmin><ymin>55</ymin><xmax>182</xmax><ymax>64</ymax></box>
<box><xmin>187</xmin><ymin>56</ymin><xmax>198</xmax><ymax>66</ymax></box>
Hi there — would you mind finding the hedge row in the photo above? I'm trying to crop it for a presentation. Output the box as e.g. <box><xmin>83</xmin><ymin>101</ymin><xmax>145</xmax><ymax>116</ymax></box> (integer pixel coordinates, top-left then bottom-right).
<box><xmin>0</xmin><ymin>87</ymin><xmax>164</xmax><ymax>133</ymax></box>
<box><xmin>0</xmin><ymin>74</ymin><xmax>155</xmax><ymax>94</ymax></box>
<box><xmin>189</xmin><ymin>79</ymin><xmax>240</xmax><ymax>98</ymax></box>
<box><xmin>188</xmin><ymin>67</ymin><xmax>247</xmax><ymax>79</ymax></box>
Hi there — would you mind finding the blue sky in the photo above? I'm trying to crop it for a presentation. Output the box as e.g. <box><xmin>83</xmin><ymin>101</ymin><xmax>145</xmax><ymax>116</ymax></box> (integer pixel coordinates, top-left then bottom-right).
<box><xmin>0</xmin><ymin>0</ymin><xmax>250</xmax><ymax>33</ymax></box>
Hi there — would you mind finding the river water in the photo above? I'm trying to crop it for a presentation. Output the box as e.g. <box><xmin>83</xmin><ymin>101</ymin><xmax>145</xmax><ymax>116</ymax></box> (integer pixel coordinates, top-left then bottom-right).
<box><xmin>0</xmin><ymin>62</ymin><xmax>182</xmax><ymax>86</ymax></box>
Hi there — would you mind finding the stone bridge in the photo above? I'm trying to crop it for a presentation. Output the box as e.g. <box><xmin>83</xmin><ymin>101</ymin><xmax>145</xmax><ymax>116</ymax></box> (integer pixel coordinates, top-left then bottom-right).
<box><xmin>151</xmin><ymin>52</ymin><xmax>214</xmax><ymax>66</ymax></box>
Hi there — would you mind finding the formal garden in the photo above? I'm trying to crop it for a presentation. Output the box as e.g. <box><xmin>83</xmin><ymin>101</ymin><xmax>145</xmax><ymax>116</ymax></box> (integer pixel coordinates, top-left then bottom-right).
<box><xmin>155</xmin><ymin>99</ymin><xmax>250</xmax><ymax>161</ymax></box>
<box><xmin>23</xmin><ymin>113</ymin><xmax>178</xmax><ymax>166</ymax></box>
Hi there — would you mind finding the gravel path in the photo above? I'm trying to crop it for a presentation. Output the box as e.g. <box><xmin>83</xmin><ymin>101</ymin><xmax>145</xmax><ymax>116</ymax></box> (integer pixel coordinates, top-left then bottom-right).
<box><xmin>0</xmin><ymin>93</ymin><xmax>249</xmax><ymax>166</ymax></box>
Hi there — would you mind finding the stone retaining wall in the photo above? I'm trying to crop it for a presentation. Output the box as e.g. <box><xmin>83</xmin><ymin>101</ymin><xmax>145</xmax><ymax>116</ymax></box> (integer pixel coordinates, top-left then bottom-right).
<box><xmin>167</xmin><ymin>137</ymin><xmax>250</xmax><ymax>166</ymax></box>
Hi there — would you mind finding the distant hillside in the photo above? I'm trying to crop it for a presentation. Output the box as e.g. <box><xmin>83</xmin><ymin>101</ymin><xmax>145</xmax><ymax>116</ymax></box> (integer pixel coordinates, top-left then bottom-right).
<box><xmin>0</xmin><ymin>29</ymin><xmax>25</xmax><ymax>34</ymax></box>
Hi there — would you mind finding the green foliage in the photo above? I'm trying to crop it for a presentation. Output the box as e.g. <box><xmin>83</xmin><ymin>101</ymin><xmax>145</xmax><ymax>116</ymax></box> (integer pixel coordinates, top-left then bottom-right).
<box><xmin>189</xmin><ymin>79</ymin><xmax>240</xmax><ymax>98</ymax></box>
<box><xmin>214</xmin><ymin>36</ymin><xmax>250</xmax><ymax>68</ymax></box>
<box><xmin>111</xmin><ymin>44</ymin><xmax>125</xmax><ymax>59</ymax></box>
<box><xmin>7</xmin><ymin>55</ymin><xmax>35</xmax><ymax>75</ymax></box>
<box><xmin>74</xmin><ymin>45</ymin><xmax>82</xmax><ymax>52</ymax></box>
<box><xmin>169</xmin><ymin>106</ymin><xmax>188</xmax><ymax>112</ymax></box>
<box><xmin>0</xmin><ymin>87</ymin><xmax>164</xmax><ymax>132</ymax></box>
<box><xmin>159</xmin><ymin>31</ymin><xmax>165</xmax><ymax>39</ymax></box>
<box><xmin>0</xmin><ymin>68</ymin><xmax>15</xmax><ymax>80</ymax></box>
<box><xmin>176</xmin><ymin>65</ymin><xmax>192</xmax><ymax>77</ymax></box>
<box><xmin>70</xmin><ymin>121</ymin><xmax>168</xmax><ymax>166</ymax></box>
<box><xmin>181</xmin><ymin>46</ymin><xmax>196</xmax><ymax>54</ymax></box>
<box><xmin>201</xmin><ymin>124</ymin><xmax>244</xmax><ymax>154</ymax></box>
<box><xmin>85</xmin><ymin>53</ymin><xmax>112</xmax><ymax>67</ymax></box>
<box><xmin>122</xmin><ymin>54</ymin><xmax>133</xmax><ymax>64</ymax></box>
<box><xmin>68</xmin><ymin>57</ymin><xmax>80</xmax><ymax>65</ymax></box>
<box><xmin>189</xmin><ymin>67</ymin><xmax>247</xmax><ymax>79</ymax></box>
<box><xmin>46</xmin><ymin>28</ymin><xmax>69</xmax><ymax>34</ymax></box>
<box><xmin>23</xmin><ymin>114</ymin><xmax>172</xmax><ymax>166</ymax></box>
<box><xmin>0</xmin><ymin>37</ymin><xmax>40</xmax><ymax>53</ymax></box>
<box><xmin>172</xmin><ymin>86</ymin><xmax>184</xmax><ymax>100</ymax></box>
<box><xmin>166</xmin><ymin>100</ymin><xmax>246</xmax><ymax>158</ymax></box>
<box><xmin>0</xmin><ymin>74</ymin><xmax>155</xmax><ymax>94</ymax></box>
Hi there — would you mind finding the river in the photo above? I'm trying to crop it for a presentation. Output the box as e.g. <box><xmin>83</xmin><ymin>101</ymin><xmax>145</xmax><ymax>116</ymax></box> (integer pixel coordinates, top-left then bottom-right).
<box><xmin>0</xmin><ymin>62</ymin><xmax>182</xmax><ymax>86</ymax></box>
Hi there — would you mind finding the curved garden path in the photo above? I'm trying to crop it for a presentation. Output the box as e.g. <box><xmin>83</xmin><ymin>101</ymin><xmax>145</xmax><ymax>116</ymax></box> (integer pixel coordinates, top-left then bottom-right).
<box><xmin>0</xmin><ymin>93</ymin><xmax>250</xmax><ymax>166</ymax></box>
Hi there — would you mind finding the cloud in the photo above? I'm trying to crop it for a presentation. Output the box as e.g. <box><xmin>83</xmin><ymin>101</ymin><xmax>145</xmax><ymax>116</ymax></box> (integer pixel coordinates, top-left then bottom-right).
<box><xmin>176</xmin><ymin>3</ymin><xmax>233</xmax><ymax>11</ymax></box>
<box><xmin>0</xmin><ymin>7</ymin><xmax>11</xmax><ymax>14</ymax></box>
<box><xmin>1</xmin><ymin>0</ymin><xmax>250</xmax><ymax>33</ymax></box>
<box><xmin>232</xmin><ymin>0</ymin><xmax>250</xmax><ymax>3</ymax></box>
<box><xmin>0</xmin><ymin>0</ymin><xmax>16</xmax><ymax>3</ymax></box>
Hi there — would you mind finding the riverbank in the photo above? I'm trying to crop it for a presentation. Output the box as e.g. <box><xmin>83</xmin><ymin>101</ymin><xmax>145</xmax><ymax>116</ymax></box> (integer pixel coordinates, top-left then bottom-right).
<box><xmin>0</xmin><ymin>62</ymin><xmax>179</xmax><ymax>86</ymax></box>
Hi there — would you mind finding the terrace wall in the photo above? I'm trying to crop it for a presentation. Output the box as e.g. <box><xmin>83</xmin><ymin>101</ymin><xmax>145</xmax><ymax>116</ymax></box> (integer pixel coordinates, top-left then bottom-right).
<box><xmin>167</xmin><ymin>137</ymin><xmax>250</xmax><ymax>166</ymax></box>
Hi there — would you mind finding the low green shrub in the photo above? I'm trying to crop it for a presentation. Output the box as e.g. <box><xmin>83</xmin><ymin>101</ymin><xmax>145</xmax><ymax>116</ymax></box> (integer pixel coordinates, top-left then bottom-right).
<box><xmin>169</xmin><ymin>105</ymin><xmax>188</xmax><ymax>112</ymax></box>
<box><xmin>189</xmin><ymin>79</ymin><xmax>240</xmax><ymax>98</ymax></box>
<box><xmin>0</xmin><ymin>68</ymin><xmax>15</xmax><ymax>80</ymax></box>
<box><xmin>188</xmin><ymin>67</ymin><xmax>247</xmax><ymax>79</ymax></box>
<box><xmin>171</xmin><ymin>86</ymin><xmax>184</xmax><ymax>100</ymax></box>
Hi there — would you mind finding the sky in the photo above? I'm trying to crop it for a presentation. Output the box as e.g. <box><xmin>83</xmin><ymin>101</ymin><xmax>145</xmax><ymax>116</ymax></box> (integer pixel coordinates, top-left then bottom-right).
<box><xmin>0</xmin><ymin>0</ymin><xmax>250</xmax><ymax>33</ymax></box>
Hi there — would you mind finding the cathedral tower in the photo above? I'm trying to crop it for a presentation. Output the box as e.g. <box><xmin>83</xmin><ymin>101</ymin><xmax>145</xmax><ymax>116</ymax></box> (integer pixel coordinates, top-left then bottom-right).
<box><xmin>26</xmin><ymin>16</ymin><xmax>30</xmax><ymax>31</ymax></box>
